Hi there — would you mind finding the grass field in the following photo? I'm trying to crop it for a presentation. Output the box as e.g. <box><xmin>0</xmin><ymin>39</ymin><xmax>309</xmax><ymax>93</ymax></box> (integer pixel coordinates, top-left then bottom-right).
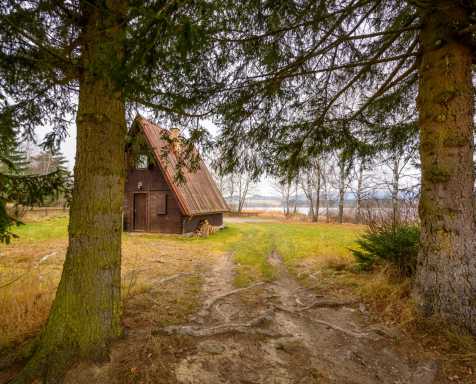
<box><xmin>1</xmin><ymin>214</ymin><xmax>474</xmax><ymax>380</ymax></box>
<box><xmin>0</xmin><ymin>215</ymin><xmax>363</xmax><ymax>349</ymax></box>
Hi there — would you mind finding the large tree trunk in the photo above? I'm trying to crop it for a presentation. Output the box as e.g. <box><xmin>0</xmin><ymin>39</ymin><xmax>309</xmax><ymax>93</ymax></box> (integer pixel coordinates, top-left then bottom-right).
<box><xmin>15</xmin><ymin>2</ymin><xmax>127</xmax><ymax>382</ymax></box>
<box><xmin>414</xmin><ymin>1</ymin><xmax>476</xmax><ymax>334</ymax></box>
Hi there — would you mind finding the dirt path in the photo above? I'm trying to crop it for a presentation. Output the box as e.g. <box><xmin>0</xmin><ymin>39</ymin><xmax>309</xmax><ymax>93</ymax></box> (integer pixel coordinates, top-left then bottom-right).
<box><xmin>163</xmin><ymin>251</ymin><xmax>443</xmax><ymax>384</ymax></box>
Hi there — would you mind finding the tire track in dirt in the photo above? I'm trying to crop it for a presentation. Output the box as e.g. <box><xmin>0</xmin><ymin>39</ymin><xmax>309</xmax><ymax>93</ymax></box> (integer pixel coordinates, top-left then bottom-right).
<box><xmin>168</xmin><ymin>251</ymin><xmax>442</xmax><ymax>384</ymax></box>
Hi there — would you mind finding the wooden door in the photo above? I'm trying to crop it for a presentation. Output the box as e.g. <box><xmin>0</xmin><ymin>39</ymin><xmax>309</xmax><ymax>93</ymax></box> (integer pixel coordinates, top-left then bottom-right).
<box><xmin>133</xmin><ymin>193</ymin><xmax>147</xmax><ymax>231</ymax></box>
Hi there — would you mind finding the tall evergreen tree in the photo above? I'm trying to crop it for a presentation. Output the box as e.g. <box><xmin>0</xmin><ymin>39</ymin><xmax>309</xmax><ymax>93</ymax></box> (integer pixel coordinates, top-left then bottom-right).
<box><xmin>1</xmin><ymin>1</ymin><xmax>215</xmax><ymax>381</ymax></box>
<box><xmin>29</xmin><ymin>150</ymin><xmax>73</xmax><ymax>205</ymax></box>
<box><xmin>0</xmin><ymin>136</ymin><xmax>68</xmax><ymax>244</ymax></box>
<box><xmin>207</xmin><ymin>1</ymin><xmax>476</xmax><ymax>333</ymax></box>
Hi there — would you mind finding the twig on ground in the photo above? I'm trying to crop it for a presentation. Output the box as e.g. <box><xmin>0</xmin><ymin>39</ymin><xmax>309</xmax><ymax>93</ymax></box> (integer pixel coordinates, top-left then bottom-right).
<box><xmin>149</xmin><ymin>272</ymin><xmax>194</xmax><ymax>292</ymax></box>
<box><xmin>0</xmin><ymin>273</ymin><xmax>27</xmax><ymax>289</ymax></box>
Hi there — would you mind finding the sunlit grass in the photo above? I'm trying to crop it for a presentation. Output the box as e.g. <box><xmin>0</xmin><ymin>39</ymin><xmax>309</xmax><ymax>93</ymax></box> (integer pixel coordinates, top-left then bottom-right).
<box><xmin>227</xmin><ymin>224</ymin><xmax>275</xmax><ymax>287</ymax></box>
<box><xmin>7</xmin><ymin>215</ymin><xmax>68</xmax><ymax>242</ymax></box>
<box><xmin>223</xmin><ymin>222</ymin><xmax>364</xmax><ymax>286</ymax></box>
<box><xmin>268</xmin><ymin>222</ymin><xmax>364</xmax><ymax>268</ymax></box>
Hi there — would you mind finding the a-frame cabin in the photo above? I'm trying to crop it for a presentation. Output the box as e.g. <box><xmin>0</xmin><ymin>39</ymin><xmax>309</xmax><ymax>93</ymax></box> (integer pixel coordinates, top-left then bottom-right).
<box><xmin>124</xmin><ymin>116</ymin><xmax>228</xmax><ymax>234</ymax></box>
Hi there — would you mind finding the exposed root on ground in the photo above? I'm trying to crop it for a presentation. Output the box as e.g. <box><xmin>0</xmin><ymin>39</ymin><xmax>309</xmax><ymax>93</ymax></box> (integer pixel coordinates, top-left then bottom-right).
<box><xmin>200</xmin><ymin>282</ymin><xmax>265</xmax><ymax>316</ymax></box>
<box><xmin>272</xmin><ymin>305</ymin><xmax>370</xmax><ymax>339</ymax></box>
<box><xmin>294</xmin><ymin>299</ymin><xmax>357</xmax><ymax>312</ymax></box>
<box><xmin>155</xmin><ymin>310</ymin><xmax>286</xmax><ymax>338</ymax></box>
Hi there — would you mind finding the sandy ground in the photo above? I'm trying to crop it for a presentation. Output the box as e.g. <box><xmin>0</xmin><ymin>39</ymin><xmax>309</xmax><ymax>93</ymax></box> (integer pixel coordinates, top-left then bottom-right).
<box><xmin>161</xmin><ymin>251</ymin><xmax>443</xmax><ymax>384</ymax></box>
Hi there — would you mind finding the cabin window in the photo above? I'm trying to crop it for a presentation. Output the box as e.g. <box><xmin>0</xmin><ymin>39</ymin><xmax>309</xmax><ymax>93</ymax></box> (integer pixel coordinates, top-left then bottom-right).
<box><xmin>150</xmin><ymin>191</ymin><xmax>167</xmax><ymax>215</ymax></box>
<box><xmin>135</xmin><ymin>154</ymin><xmax>148</xmax><ymax>169</ymax></box>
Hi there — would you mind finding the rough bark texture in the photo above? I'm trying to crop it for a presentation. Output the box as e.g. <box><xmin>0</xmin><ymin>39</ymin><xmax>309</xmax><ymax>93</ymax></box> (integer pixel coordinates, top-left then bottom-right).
<box><xmin>14</xmin><ymin>2</ymin><xmax>128</xmax><ymax>382</ymax></box>
<box><xmin>414</xmin><ymin>1</ymin><xmax>476</xmax><ymax>334</ymax></box>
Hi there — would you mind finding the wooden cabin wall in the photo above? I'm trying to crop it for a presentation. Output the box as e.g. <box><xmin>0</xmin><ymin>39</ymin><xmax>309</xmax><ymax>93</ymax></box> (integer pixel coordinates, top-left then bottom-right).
<box><xmin>124</xmin><ymin>164</ymin><xmax>183</xmax><ymax>233</ymax></box>
<box><xmin>182</xmin><ymin>213</ymin><xmax>223</xmax><ymax>234</ymax></box>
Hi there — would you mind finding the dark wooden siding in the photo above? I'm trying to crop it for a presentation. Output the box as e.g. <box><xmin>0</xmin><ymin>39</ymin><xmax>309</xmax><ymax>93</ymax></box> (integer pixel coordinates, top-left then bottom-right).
<box><xmin>124</xmin><ymin>163</ymin><xmax>183</xmax><ymax>233</ymax></box>
<box><xmin>125</xmin><ymin>164</ymin><xmax>170</xmax><ymax>193</ymax></box>
<box><xmin>182</xmin><ymin>213</ymin><xmax>223</xmax><ymax>234</ymax></box>
<box><xmin>149</xmin><ymin>193</ymin><xmax>182</xmax><ymax>233</ymax></box>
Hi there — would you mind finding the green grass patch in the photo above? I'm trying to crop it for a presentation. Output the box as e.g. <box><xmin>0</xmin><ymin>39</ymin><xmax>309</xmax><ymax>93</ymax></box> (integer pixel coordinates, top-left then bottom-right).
<box><xmin>7</xmin><ymin>216</ymin><xmax>68</xmax><ymax>242</ymax></box>
<box><xmin>228</xmin><ymin>224</ymin><xmax>275</xmax><ymax>287</ymax></box>
<box><xmin>270</xmin><ymin>223</ymin><xmax>364</xmax><ymax>268</ymax></box>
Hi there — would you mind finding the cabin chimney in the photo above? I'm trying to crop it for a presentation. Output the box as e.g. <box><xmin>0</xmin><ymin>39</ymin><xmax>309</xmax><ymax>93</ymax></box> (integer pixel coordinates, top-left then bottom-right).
<box><xmin>170</xmin><ymin>128</ymin><xmax>181</xmax><ymax>154</ymax></box>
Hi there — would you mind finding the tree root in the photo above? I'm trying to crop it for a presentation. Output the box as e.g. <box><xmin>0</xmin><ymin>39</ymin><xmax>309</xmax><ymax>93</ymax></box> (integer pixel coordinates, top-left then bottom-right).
<box><xmin>154</xmin><ymin>310</ymin><xmax>284</xmax><ymax>338</ymax></box>
<box><xmin>307</xmin><ymin>319</ymin><xmax>369</xmax><ymax>339</ymax></box>
<box><xmin>294</xmin><ymin>299</ymin><xmax>357</xmax><ymax>312</ymax></box>
<box><xmin>199</xmin><ymin>282</ymin><xmax>265</xmax><ymax>316</ymax></box>
<box><xmin>272</xmin><ymin>305</ymin><xmax>369</xmax><ymax>339</ymax></box>
<box><xmin>0</xmin><ymin>337</ymin><xmax>38</xmax><ymax>371</ymax></box>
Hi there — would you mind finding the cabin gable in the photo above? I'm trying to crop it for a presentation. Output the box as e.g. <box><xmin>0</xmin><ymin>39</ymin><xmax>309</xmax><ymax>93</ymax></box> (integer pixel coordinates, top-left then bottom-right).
<box><xmin>123</xmin><ymin>116</ymin><xmax>228</xmax><ymax>234</ymax></box>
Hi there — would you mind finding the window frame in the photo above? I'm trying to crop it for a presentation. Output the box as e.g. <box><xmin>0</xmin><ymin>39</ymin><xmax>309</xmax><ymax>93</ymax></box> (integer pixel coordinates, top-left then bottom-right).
<box><xmin>135</xmin><ymin>154</ymin><xmax>148</xmax><ymax>169</ymax></box>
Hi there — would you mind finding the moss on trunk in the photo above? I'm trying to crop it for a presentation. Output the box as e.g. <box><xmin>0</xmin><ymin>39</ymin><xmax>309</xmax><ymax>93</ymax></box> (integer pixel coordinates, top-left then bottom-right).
<box><xmin>414</xmin><ymin>1</ymin><xmax>476</xmax><ymax>334</ymax></box>
<box><xmin>12</xmin><ymin>2</ymin><xmax>128</xmax><ymax>382</ymax></box>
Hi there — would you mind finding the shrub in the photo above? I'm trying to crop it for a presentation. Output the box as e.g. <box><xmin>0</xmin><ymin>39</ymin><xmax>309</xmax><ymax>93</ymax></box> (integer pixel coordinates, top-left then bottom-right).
<box><xmin>351</xmin><ymin>222</ymin><xmax>420</xmax><ymax>277</ymax></box>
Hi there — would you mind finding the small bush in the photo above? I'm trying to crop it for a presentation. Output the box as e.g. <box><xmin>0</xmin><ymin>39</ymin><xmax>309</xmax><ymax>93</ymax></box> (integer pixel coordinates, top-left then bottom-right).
<box><xmin>351</xmin><ymin>223</ymin><xmax>419</xmax><ymax>277</ymax></box>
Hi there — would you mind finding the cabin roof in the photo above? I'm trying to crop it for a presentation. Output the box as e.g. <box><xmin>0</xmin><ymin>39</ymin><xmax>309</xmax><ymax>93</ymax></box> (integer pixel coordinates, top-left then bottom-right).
<box><xmin>132</xmin><ymin>116</ymin><xmax>229</xmax><ymax>216</ymax></box>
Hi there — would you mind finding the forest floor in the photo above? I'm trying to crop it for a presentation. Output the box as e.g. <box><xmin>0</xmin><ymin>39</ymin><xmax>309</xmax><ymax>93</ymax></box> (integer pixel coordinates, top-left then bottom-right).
<box><xmin>0</xmin><ymin>214</ymin><xmax>475</xmax><ymax>383</ymax></box>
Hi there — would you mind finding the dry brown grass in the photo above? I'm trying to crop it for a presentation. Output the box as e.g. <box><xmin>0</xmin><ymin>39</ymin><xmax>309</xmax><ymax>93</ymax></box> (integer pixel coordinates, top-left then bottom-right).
<box><xmin>0</xmin><ymin>215</ymin><xmax>226</xmax><ymax>353</ymax></box>
<box><xmin>327</xmin><ymin>266</ymin><xmax>476</xmax><ymax>382</ymax></box>
<box><xmin>0</xmin><ymin>238</ymin><xmax>66</xmax><ymax>348</ymax></box>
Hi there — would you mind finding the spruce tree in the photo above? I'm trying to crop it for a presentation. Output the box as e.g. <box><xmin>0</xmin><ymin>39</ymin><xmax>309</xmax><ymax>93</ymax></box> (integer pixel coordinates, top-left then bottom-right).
<box><xmin>1</xmin><ymin>1</ymin><xmax>214</xmax><ymax>381</ymax></box>
<box><xmin>0</xmin><ymin>137</ymin><xmax>68</xmax><ymax>244</ymax></box>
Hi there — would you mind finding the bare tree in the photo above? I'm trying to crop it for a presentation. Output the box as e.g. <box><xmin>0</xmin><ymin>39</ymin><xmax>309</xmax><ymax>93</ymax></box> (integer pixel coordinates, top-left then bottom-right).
<box><xmin>236</xmin><ymin>172</ymin><xmax>252</xmax><ymax>213</ymax></box>
<box><xmin>271</xmin><ymin>178</ymin><xmax>292</xmax><ymax>216</ymax></box>
<box><xmin>374</xmin><ymin>144</ymin><xmax>419</xmax><ymax>227</ymax></box>
<box><xmin>349</xmin><ymin>157</ymin><xmax>373</xmax><ymax>224</ymax></box>
<box><xmin>333</xmin><ymin>151</ymin><xmax>353</xmax><ymax>224</ymax></box>
<box><xmin>300</xmin><ymin>158</ymin><xmax>322</xmax><ymax>222</ymax></box>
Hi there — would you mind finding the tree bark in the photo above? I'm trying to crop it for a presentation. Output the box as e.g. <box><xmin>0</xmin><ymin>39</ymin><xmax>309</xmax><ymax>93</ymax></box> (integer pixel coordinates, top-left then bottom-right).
<box><xmin>14</xmin><ymin>2</ymin><xmax>127</xmax><ymax>382</ymax></box>
<box><xmin>414</xmin><ymin>1</ymin><xmax>476</xmax><ymax>334</ymax></box>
